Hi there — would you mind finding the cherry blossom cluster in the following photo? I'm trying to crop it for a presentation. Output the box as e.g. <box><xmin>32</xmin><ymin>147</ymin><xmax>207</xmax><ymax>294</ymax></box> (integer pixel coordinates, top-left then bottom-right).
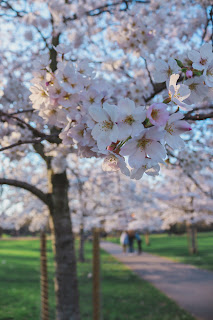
<box><xmin>107</xmin><ymin>9</ymin><xmax>156</xmax><ymax>57</ymax></box>
<box><xmin>29</xmin><ymin>46</ymin><xmax>195</xmax><ymax>180</ymax></box>
<box><xmin>153</xmin><ymin>43</ymin><xmax>213</xmax><ymax>105</ymax></box>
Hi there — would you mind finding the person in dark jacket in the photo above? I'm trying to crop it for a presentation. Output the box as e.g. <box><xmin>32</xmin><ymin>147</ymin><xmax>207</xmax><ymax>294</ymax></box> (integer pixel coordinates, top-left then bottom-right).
<box><xmin>127</xmin><ymin>230</ymin><xmax>135</xmax><ymax>253</ymax></box>
<box><xmin>135</xmin><ymin>232</ymin><xmax>142</xmax><ymax>255</ymax></box>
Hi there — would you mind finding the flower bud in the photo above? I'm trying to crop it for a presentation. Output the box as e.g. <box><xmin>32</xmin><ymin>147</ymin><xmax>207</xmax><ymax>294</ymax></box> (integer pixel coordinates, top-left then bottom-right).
<box><xmin>186</xmin><ymin>70</ymin><xmax>193</xmax><ymax>78</ymax></box>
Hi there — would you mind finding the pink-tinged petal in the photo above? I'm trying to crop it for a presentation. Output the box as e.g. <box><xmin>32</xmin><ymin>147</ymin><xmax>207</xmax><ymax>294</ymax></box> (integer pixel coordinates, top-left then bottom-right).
<box><xmin>89</xmin><ymin>106</ymin><xmax>108</xmax><ymax>122</ymax></box>
<box><xmin>146</xmin><ymin>141</ymin><xmax>166</xmax><ymax>162</ymax></box>
<box><xmin>128</xmin><ymin>148</ymin><xmax>146</xmax><ymax>169</ymax></box>
<box><xmin>173</xmin><ymin>120</ymin><xmax>192</xmax><ymax>134</ymax></box>
<box><xmin>165</xmin><ymin>133</ymin><xmax>185</xmax><ymax>149</ymax></box>
<box><xmin>118</xmin><ymin>98</ymin><xmax>135</xmax><ymax>114</ymax></box>
<box><xmin>147</xmin><ymin>103</ymin><xmax>169</xmax><ymax>126</ymax></box>
<box><xmin>188</xmin><ymin>50</ymin><xmax>200</xmax><ymax>63</ymax></box>
<box><xmin>167</xmin><ymin>113</ymin><xmax>184</xmax><ymax>125</ymax></box>
<box><xmin>186</xmin><ymin>70</ymin><xmax>193</xmax><ymax>78</ymax></box>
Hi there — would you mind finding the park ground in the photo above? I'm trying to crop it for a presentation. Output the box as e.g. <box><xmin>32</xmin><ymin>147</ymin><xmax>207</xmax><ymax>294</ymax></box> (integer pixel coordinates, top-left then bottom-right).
<box><xmin>107</xmin><ymin>231</ymin><xmax>213</xmax><ymax>271</ymax></box>
<box><xmin>0</xmin><ymin>237</ymin><xmax>196</xmax><ymax>320</ymax></box>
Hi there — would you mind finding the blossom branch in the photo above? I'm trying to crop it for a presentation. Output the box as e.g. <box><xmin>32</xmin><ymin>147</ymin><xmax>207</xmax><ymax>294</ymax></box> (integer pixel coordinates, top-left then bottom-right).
<box><xmin>144</xmin><ymin>58</ymin><xmax>155</xmax><ymax>90</ymax></box>
<box><xmin>9</xmin><ymin>109</ymin><xmax>34</xmax><ymax>116</ymax></box>
<box><xmin>64</xmin><ymin>0</ymin><xmax>150</xmax><ymax>22</ymax></box>
<box><xmin>0</xmin><ymin>110</ymin><xmax>61</xmax><ymax>143</ymax></box>
<box><xmin>0</xmin><ymin>178</ymin><xmax>50</xmax><ymax>206</ymax></box>
<box><xmin>0</xmin><ymin>137</ymin><xmax>47</xmax><ymax>152</ymax></box>
<box><xmin>186</xmin><ymin>173</ymin><xmax>211</xmax><ymax>199</ymax></box>
<box><xmin>184</xmin><ymin>111</ymin><xmax>213</xmax><ymax>121</ymax></box>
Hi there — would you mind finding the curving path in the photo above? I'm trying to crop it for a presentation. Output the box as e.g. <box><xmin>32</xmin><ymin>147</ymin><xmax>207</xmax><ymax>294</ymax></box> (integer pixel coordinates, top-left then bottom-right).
<box><xmin>101</xmin><ymin>242</ymin><xmax>213</xmax><ymax>320</ymax></box>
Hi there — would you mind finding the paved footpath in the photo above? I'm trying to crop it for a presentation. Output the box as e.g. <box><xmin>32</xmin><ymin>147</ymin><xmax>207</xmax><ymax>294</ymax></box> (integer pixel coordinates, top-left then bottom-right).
<box><xmin>101</xmin><ymin>242</ymin><xmax>213</xmax><ymax>320</ymax></box>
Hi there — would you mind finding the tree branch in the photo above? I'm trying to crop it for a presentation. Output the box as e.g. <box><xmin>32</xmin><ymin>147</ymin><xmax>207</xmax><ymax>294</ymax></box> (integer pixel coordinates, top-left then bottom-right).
<box><xmin>0</xmin><ymin>178</ymin><xmax>50</xmax><ymax>206</ymax></box>
<box><xmin>0</xmin><ymin>110</ymin><xmax>61</xmax><ymax>143</ymax></box>
<box><xmin>64</xmin><ymin>0</ymin><xmax>149</xmax><ymax>22</ymax></box>
<box><xmin>184</xmin><ymin>111</ymin><xmax>213</xmax><ymax>121</ymax></box>
<box><xmin>0</xmin><ymin>138</ymin><xmax>47</xmax><ymax>152</ymax></box>
<box><xmin>145</xmin><ymin>82</ymin><xmax>166</xmax><ymax>102</ymax></box>
<box><xmin>9</xmin><ymin>109</ymin><xmax>34</xmax><ymax>116</ymax></box>
<box><xmin>186</xmin><ymin>173</ymin><xmax>211</xmax><ymax>199</ymax></box>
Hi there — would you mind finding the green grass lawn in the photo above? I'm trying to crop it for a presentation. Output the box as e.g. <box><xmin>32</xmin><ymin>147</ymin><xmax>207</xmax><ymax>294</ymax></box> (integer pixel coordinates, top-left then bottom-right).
<box><xmin>0</xmin><ymin>239</ymin><xmax>195</xmax><ymax>320</ymax></box>
<box><xmin>107</xmin><ymin>232</ymin><xmax>213</xmax><ymax>271</ymax></box>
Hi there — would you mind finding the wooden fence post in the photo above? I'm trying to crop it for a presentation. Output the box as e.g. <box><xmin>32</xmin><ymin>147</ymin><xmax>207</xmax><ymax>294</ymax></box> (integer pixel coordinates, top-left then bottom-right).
<box><xmin>92</xmin><ymin>228</ymin><xmax>101</xmax><ymax>320</ymax></box>
<box><xmin>145</xmin><ymin>232</ymin><xmax>150</xmax><ymax>246</ymax></box>
<box><xmin>40</xmin><ymin>232</ymin><xmax>49</xmax><ymax>320</ymax></box>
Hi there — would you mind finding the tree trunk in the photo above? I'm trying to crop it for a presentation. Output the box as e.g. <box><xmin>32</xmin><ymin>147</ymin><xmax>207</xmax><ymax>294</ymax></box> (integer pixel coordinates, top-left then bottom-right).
<box><xmin>187</xmin><ymin>226</ymin><xmax>198</xmax><ymax>254</ymax></box>
<box><xmin>78</xmin><ymin>224</ymin><xmax>85</xmax><ymax>262</ymax></box>
<box><xmin>145</xmin><ymin>232</ymin><xmax>150</xmax><ymax>246</ymax></box>
<box><xmin>40</xmin><ymin>232</ymin><xmax>49</xmax><ymax>320</ymax></box>
<box><xmin>49</xmin><ymin>171</ymin><xmax>80</xmax><ymax>320</ymax></box>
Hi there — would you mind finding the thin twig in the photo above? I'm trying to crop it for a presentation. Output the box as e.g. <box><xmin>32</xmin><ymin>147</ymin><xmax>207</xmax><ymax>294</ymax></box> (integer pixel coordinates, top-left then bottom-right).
<box><xmin>0</xmin><ymin>137</ymin><xmax>46</xmax><ymax>152</ymax></box>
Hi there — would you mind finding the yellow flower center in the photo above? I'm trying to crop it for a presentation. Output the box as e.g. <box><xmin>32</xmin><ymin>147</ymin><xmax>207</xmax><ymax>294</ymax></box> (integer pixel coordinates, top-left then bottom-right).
<box><xmin>137</xmin><ymin>138</ymin><xmax>150</xmax><ymax>150</ymax></box>
<box><xmin>200</xmin><ymin>58</ymin><xmax>207</xmax><ymax>65</ymax></box>
<box><xmin>64</xmin><ymin>93</ymin><xmax>71</xmax><ymax>100</ymax></box>
<box><xmin>102</xmin><ymin>120</ymin><xmax>113</xmax><ymax>130</ymax></box>
<box><xmin>89</xmin><ymin>97</ymin><xmax>95</xmax><ymax>104</ymax></box>
<box><xmin>56</xmin><ymin>88</ymin><xmax>61</xmax><ymax>94</ymax></box>
<box><xmin>151</xmin><ymin>109</ymin><xmax>159</xmax><ymax>120</ymax></box>
<box><xmin>124</xmin><ymin>115</ymin><xmax>135</xmax><ymax>125</ymax></box>
<box><xmin>63</xmin><ymin>76</ymin><xmax>69</xmax><ymax>83</ymax></box>
<box><xmin>165</xmin><ymin>124</ymin><xmax>174</xmax><ymax>135</ymax></box>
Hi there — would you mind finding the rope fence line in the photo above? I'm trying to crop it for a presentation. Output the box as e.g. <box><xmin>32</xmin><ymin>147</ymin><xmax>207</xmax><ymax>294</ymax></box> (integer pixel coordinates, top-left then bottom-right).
<box><xmin>40</xmin><ymin>232</ymin><xmax>49</xmax><ymax>320</ymax></box>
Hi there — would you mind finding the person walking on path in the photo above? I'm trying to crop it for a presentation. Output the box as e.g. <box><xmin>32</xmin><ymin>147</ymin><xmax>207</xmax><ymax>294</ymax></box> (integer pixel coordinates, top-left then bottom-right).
<box><xmin>120</xmin><ymin>231</ymin><xmax>129</xmax><ymax>253</ymax></box>
<box><xmin>135</xmin><ymin>232</ymin><xmax>142</xmax><ymax>255</ymax></box>
<box><xmin>127</xmin><ymin>230</ymin><xmax>135</xmax><ymax>253</ymax></box>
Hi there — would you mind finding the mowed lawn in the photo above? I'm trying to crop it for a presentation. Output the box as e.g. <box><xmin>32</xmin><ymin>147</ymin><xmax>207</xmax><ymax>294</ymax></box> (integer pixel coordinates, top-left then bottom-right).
<box><xmin>107</xmin><ymin>231</ymin><xmax>213</xmax><ymax>271</ymax></box>
<box><xmin>143</xmin><ymin>232</ymin><xmax>213</xmax><ymax>271</ymax></box>
<box><xmin>0</xmin><ymin>239</ymin><xmax>195</xmax><ymax>320</ymax></box>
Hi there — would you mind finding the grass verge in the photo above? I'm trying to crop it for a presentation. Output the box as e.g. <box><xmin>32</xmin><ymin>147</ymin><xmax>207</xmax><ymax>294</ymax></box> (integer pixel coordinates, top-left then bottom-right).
<box><xmin>0</xmin><ymin>239</ymin><xmax>195</xmax><ymax>320</ymax></box>
<box><xmin>106</xmin><ymin>232</ymin><xmax>213</xmax><ymax>271</ymax></box>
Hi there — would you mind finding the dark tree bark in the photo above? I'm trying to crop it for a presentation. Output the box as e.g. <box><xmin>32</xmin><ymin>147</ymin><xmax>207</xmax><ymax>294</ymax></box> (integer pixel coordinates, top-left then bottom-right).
<box><xmin>187</xmin><ymin>226</ymin><xmax>198</xmax><ymax>255</ymax></box>
<box><xmin>49</xmin><ymin>170</ymin><xmax>80</xmax><ymax>320</ymax></box>
<box><xmin>78</xmin><ymin>224</ymin><xmax>85</xmax><ymax>262</ymax></box>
